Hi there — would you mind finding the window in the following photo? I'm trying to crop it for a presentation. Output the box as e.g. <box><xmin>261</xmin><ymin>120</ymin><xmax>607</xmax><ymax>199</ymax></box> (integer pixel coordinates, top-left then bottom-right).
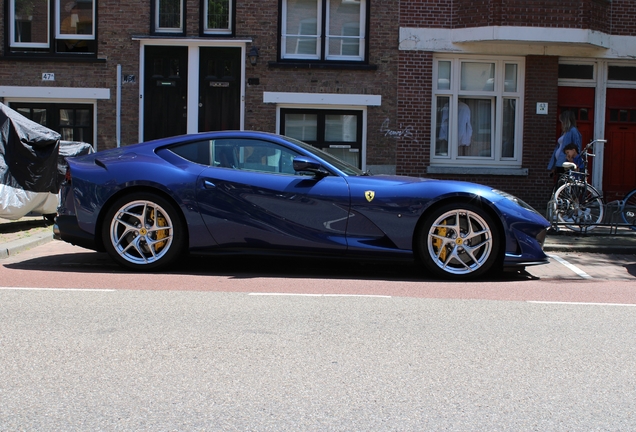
<box><xmin>203</xmin><ymin>0</ymin><xmax>233</xmax><ymax>35</ymax></box>
<box><xmin>559</xmin><ymin>63</ymin><xmax>594</xmax><ymax>80</ymax></box>
<box><xmin>608</xmin><ymin>65</ymin><xmax>636</xmax><ymax>83</ymax></box>
<box><xmin>281</xmin><ymin>0</ymin><xmax>366</xmax><ymax>62</ymax></box>
<box><xmin>432</xmin><ymin>57</ymin><xmax>524</xmax><ymax>167</ymax></box>
<box><xmin>8</xmin><ymin>0</ymin><xmax>96</xmax><ymax>54</ymax></box>
<box><xmin>281</xmin><ymin>109</ymin><xmax>363</xmax><ymax>168</ymax></box>
<box><xmin>152</xmin><ymin>0</ymin><xmax>184</xmax><ymax>34</ymax></box>
<box><xmin>10</xmin><ymin>102</ymin><xmax>94</xmax><ymax>144</ymax></box>
<box><xmin>170</xmin><ymin>139</ymin><xmax>300</xmax><ymax>175</ymax></box>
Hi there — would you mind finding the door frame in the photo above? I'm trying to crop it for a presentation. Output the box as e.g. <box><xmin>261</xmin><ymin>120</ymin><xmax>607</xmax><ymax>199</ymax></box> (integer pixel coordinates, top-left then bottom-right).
<box><xmin>136</xmin><ymin>37</ymin><xmax>251</xmax><ymax>142</ymax></box>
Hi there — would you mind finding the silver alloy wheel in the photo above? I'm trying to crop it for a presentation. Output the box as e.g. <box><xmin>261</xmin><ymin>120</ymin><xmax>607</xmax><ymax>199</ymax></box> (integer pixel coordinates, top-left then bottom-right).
<box><xmin>109</xmin><ymin>199</ymin><xmax>174</xmax><ymax>265</ymax></box>
<box><xmin>426</xmin><ymin>208</ymin><xmax>494</xmax><ymax>275</ymax></box>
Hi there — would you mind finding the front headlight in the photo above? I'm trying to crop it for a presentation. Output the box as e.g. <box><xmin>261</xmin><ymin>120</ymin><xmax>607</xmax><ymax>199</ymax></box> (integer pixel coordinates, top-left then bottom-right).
<box><xmin>492</xmin><ymin>189</ymin><xmax>541</xmax><ymax>215</ymax></box>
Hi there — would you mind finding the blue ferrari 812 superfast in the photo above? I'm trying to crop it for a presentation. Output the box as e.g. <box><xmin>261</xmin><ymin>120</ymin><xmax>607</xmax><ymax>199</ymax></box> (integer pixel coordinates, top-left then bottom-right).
<box><xmin>55</xmin><ymin>131</ymin><xmax>549</xmax><ymax>279</ymax></box>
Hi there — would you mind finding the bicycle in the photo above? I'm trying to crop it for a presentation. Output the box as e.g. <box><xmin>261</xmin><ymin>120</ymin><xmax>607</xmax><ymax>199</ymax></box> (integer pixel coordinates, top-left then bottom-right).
<box><xmin>547</xmin><ymin>139</ymin><xmax>606</xmax><ymax>232</ymax></box>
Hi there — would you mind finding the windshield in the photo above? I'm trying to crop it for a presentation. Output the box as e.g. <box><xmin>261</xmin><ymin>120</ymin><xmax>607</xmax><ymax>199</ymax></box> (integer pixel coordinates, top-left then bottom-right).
<box><xmin>283</xmin><ymin>135</ymin><xmax>365</xmax><ymax>176</ymax></box>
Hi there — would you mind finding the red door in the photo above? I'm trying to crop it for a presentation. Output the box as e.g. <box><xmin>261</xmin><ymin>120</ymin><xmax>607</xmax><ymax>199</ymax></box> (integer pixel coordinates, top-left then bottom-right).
<box><xmin>604</xmin><ymin>89</ymin><xmax>636</xmax><ymax>201</ymax></box>
<box><xmin>557</xmin><ymin>87</ymin><xmax>595</xmax><ymax>177</ymax></box>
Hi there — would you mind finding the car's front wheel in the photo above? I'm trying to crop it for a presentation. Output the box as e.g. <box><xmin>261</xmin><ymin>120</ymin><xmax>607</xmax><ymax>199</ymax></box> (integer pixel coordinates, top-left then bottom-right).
<box><xmin>102</xmin><ymin>192</ymin><xmax>185</xmax><ymax>270</ymax></box>
<box><xmin>416</xmin><ymin>202</ymin><xmax>501</xmax><ymax>279</ymax></box>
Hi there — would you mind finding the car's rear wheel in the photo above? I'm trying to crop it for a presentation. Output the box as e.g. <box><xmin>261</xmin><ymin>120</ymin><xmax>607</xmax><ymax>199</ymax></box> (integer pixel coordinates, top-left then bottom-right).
<box><xmin>416</xmin><ymin>202</ymin><xmax>501</xmax><ymax>279</ymax></box>
<box><xmin>102</xmin><ymin>192</ymin><xmax>185</xmax><ymax>270</ymax></box>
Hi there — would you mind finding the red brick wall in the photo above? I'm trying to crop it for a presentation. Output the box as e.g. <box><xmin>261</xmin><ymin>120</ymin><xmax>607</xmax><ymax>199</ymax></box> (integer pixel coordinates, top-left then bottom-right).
<box><xmin>456</xmin><ymin>0</ymin><xmax>612</xmax><ymax>31</ymax></box>
<box><xmin>399</xmin><ymin>0</ymin><xmax>454</xmax><ymax>28</ymax></box>
<box><xmin>610</xmin><ymin>0</ymin><xmax>636</xmax><ymax>35</ymax></box>
<box><xmin>395</xmin><ymin>50</ymin><xmax>431</xmax><ymax>176</ymax></box>
<box><xmin>400</xmin><ymin>0</ymin><xmax>615</xmax><ymax>33</ymax></box>
<box><xmin>521</xmin><ymin>56</ymin><xmax>560</xmax><ymax>211</ymax></box>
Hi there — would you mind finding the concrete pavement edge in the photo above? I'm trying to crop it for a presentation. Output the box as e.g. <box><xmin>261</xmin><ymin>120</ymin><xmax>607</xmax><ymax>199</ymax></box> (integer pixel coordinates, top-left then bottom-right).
<box><xmin>0</xmin><ymin>231</ymin><xmax>54</xmax><ymax>259</ymax></box>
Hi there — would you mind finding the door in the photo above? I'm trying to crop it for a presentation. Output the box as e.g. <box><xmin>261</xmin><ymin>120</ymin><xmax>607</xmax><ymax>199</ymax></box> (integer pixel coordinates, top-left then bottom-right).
<box><xmin>144</xmin><ymin>46</ymin><xmax>188</xmax><ymax>141</ymax></box>
<box><xmin>604</xmin><ymin>88</ymin><xmax>636</xmax><ymax>201</ymax></box>
<box><xmin>195</xmin><ymin>138</ymin><xmax>351</xmax><ymax>254</ymax></box>
<box><xmin>557</xmin><ymin>87</ymin><xmax>594</xmax><ymax>145</ymax></box>
<box><xmin>557</xmin><ymin>87</ymin><xmax>595</xmax><ymax>174</ymax></box>
<box><xmin>198</xmin><ymin>47</ymin><xmax>241</xmax><ymax>132</ymax></box>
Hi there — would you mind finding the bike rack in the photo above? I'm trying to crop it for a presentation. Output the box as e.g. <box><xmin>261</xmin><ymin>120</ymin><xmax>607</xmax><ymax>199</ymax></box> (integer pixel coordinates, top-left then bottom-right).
<box><xmin>546</xmin><ymin>198</ymin><xmax>635</xmax><ymax>235</ymax></box>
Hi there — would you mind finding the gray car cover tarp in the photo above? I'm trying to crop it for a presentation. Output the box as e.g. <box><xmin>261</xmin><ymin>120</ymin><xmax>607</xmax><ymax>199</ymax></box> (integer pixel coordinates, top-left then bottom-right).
<box><xmin>0</xmin><ymin>102</ymin><xmax>93</xmax><ymax>220</ymax></box>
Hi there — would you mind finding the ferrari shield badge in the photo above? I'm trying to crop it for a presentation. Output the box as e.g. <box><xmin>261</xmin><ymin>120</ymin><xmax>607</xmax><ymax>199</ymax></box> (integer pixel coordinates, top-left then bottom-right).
<box><xmin>365</xmin><ymin>190</ymin><xmax>375</xmax><ymax>202</ymax></box>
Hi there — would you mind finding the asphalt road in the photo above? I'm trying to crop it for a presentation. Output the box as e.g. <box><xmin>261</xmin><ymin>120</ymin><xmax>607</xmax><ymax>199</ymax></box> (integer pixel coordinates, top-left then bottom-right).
<box><xmin>1</xmin><ymin>242</ymin><xmax>636</xmax><ymax>430</ymax></box>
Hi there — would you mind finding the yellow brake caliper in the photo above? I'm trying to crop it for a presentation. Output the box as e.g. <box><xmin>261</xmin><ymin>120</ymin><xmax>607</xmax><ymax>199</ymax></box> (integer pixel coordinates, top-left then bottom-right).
<box><xmin>433</xmin><ymin>221</ymin><xmax>448</xmax><ymax>261</ymax></box>
<box><xmin>150</xmin><ymin>209</ymin><xmax>168</xmax><ymax>252</ymax></box>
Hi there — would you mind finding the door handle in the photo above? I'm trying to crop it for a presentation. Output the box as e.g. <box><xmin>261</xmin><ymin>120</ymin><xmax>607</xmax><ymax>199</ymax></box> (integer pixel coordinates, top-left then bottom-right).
<box><xmin>204</xmin><ymin>180</ymin><xmax>216</xmax><ymax>189</ymax></box>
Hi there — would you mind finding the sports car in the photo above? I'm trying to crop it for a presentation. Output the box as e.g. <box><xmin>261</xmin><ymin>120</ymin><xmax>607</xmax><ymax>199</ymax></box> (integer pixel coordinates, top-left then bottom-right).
<box><xmin>55</xmin><ymin>131</ymin><xmax>549</xmax><ymax>279</ymax></box>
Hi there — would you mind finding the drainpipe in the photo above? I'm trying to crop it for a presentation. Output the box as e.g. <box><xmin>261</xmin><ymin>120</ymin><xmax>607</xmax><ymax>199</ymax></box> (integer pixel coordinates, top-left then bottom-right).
<box><xmin>116</xmin><ymin>64</ymin><xmax>122</xmax><ymax>147</ymax></box>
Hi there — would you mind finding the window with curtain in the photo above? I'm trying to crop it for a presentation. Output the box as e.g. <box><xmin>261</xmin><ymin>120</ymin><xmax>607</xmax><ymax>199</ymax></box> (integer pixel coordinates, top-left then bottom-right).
<box><xmin>432</xmin><ymin>57</ymin><xmax>524</xmax><ymax>167</ymax></box>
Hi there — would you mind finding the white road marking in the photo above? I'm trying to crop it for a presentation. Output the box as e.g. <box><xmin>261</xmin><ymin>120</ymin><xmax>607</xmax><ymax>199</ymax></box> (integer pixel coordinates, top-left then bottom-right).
<box><xmin>547</xmin><ymin>253</ymin><xmax>593</xmax><ymax>279</ymax></box>
<box><xmin>249</xmin><ymin>293</ymin><xmax>391</xmax><ymax>298</ymax></box>
<box><xmin>0</xmin><ymin>286</ymin><xmax>115</xmax><ymax>292</ymax></box>
<box><xmin>529</xmin><ymin>301</ymin><xmax>636</xmax><ymax>307</ymax></box>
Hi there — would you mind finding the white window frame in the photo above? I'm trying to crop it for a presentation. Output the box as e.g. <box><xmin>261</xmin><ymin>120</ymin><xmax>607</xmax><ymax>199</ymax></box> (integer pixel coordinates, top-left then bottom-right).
<box><xmin>281</xmin><ymin>0</ymin><xmax>366</xmax><ymax>61</ymax></box>
<box><xmin>281</xmin><ymin>0</ymin><xmax>321</xmax><ymax>60</ymax></box>
<box><xmin>9</xmin><ymin>0</ymin><xmax>51</xmax><ymax>48</ymax></box>
<box><xmin>557</xmin><ymin>60</ymin><xmax>596</xmax><ymax>87</ymax></box>
<box><xmin>324</xmin><ymin>1</ymin><xmax>365</xmax><ymax>60</ymax></box>
<box><xmin>154</xmin><ymin>0</ymin><xmax>184</xmax><ymax>34</ymax></box>
<box><xmin>203</xmin><ymin>0</ymin><xmax>233</xmax><ymax>35</ymax></box>
<box><xmin>55</xmin><ymin>0</ymin><xmax>96</xmax><ymax>40</ymax></box>
<box><xmin>431</xmin><ymin>55</ymin><xmax>525</xmax><ymax>168</ymax></box>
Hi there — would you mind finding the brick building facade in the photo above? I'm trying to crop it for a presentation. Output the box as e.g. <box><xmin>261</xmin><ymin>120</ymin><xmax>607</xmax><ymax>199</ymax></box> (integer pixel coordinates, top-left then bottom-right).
<box><xmin>1</xmin><ymin>0</ymin><xmax>635</xmax><ymax>212</ymax></box>
<box><xmin>398</xmin><ymin>0</ymin><xmax>636</xmax><ymax>211</ymax></box>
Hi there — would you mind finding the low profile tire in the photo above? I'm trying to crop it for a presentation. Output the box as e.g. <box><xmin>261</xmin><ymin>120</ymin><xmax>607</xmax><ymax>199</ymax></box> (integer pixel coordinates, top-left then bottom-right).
<box><xmin>416</xmin><ymin>202</ymin><xmax>501</xmax><ymax>280</ymax></box>
<box><xmin>102</xmin><ymin>192</ymin><xmax>185</xmax><ymax>271</ymax></box>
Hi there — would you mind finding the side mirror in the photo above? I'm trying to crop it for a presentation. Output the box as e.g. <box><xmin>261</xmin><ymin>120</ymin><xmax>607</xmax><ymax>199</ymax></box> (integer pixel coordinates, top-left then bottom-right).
<box><xmin>293</xmin><ymin>156</ymin><xmax>329</xmax><ymax>177</ymax></box>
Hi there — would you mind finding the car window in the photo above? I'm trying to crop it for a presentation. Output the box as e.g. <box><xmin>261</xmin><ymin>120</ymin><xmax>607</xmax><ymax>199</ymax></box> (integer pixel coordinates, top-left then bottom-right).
<box><xmin>169</xmin><ymin>140</ymin><xmax>212</xmax><ymax>165</ymax></box>
<box><xmin>168</xmin><ymin>138</ymin><xmax>317</xmax><ymax>176</ymax></box>
<box><xmin>213</xmin><ymin>139</ymin><xmax>301</xmax><ymax>175</ymax></box>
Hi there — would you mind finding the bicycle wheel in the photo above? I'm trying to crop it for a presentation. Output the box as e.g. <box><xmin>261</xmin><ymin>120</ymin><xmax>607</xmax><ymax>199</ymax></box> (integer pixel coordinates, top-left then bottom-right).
<box><xmin>621</xmin><ymin>188</ymin><xmax>636</xmax><ymax>230</ymax></box>
<box><xmin>553</xmin><ymin>181</ymin><xmax>604</xmax><ymax>232</ymax></box>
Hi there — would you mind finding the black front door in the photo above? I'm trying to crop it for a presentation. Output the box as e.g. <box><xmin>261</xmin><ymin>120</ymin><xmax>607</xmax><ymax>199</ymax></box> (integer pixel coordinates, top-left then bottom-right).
<box><xmin>144</xmin><ymin>46</ymin><xmax>188</xmax><ymax>141</ymax></box>
<box><xmin>198</xmin><ymin>47</ymin><xmax>241</xmax><ymax>132</ymax></box>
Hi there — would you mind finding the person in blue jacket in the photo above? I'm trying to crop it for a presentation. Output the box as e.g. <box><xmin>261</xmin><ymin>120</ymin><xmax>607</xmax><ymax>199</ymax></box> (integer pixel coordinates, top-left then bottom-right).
<box><xmin>547</xmin><ymin>110</ymin><xmax>582</xmax><ymax>181</ymax></box>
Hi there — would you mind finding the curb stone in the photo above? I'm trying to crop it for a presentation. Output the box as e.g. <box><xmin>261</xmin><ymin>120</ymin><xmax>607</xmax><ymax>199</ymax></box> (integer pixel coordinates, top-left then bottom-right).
<box><xmin>0</xmin><ymin>231</ymin><xmax>54</xmax><ymax>259</ymax></box>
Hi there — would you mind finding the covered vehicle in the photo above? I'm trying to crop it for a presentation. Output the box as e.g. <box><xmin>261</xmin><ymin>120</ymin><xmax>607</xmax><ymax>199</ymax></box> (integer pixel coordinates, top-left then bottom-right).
<box><xmin>55</xmin><ymin>131</ymin><xmax>550</xmax><ymax>279</ymax></box>
<box><xmin>0</xmin><ymin>103</ymin><xmax>93</xmax><ymax>220</ymax></box>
